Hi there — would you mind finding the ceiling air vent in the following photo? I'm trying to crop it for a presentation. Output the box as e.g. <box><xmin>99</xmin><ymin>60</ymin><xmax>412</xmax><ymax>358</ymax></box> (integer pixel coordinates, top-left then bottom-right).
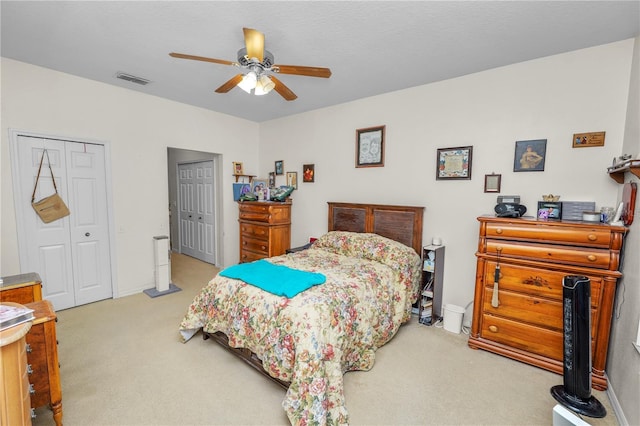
<box><xmin>115</xmin><ymin>72</ymin><xmax>150</xmax><ymax>86</ymax></box>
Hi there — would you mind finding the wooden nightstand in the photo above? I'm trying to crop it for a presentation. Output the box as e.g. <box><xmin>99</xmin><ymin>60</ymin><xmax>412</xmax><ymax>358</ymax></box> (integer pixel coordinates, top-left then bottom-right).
<box><xmin>24</xmin><ymin>300</ymin><xmax>62</xmax><ymax>426</ymax></box>
<box><xmin>0</xmin><ymin>273</ymin><xmax>43</xmax><ymax>304</ymax></box>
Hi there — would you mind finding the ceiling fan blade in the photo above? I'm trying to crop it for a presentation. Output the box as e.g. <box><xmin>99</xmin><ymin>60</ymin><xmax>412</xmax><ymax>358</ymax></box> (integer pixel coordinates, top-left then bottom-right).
<box><xmin>169</xmin><ymin>52</ymin><xmax>235</xmax><ymax>66</ymax></box>
<box><xmin>273</xmin><ymin>65</ymin><xmax>332</xmax><ymax>78</ymax></box>
<box><xmin>243</xmin><ymin>28</ymin><xmax>264</xmax><ymax>62</ymax></box>
<box><xmin>215</xmin><ymin>74</ymin><xmax>244</xmax><ymax>93</ymax></box>
<box><xmin>269</xmin><ymin>75</ymin><xmax>297</xmax><ymax>101</ymax></box>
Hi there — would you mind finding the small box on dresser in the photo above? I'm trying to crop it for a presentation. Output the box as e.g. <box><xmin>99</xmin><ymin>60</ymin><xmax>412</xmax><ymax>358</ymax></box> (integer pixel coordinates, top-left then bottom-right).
<box><xmin>468</xmin><ymin>215</ymin><xmax>626</xmax><ymax>390</ymax></box>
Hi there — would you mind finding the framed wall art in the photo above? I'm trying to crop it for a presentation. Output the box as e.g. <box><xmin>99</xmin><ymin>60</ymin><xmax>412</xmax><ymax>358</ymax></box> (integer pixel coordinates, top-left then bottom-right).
<box><xmin>572</xmin><ymin>131</ymin><xmax>605</xmax><ymax>148</ymax></box>
<box><xmin>356</xmin><ymin>125</ymin><xmax>385</xmax><ymax>168</ymax></box>
<box><xmin>232</xmin><ymin>161</ymin><xmax>244</xmax><ymax>175</ymax></box>
<box><xmin>286</xmin><ymin>172</ymin><xmax>298</xmax><ymax>189</ymax></box>
<box><xmin>275</xmin><ymin>160</ymin><xmax>284</xmax><ymax>175</ymax></box>
<box><xmin>436</xmin><ymin>146</ymin><xmax>472</xmax><ymax>180</ymax></box>
<box><xmin>268</xmin><ymin>172</ymin><xmax>276</xmax><ymax>188</ymax></box>
<box><xmin>303</xmin><ymin>164</ymin><xmax>315</xmax><ymax>182</ymax></box>
<box><xmin>484</xmin><ymin>174</ymin><xmax>501</xmax><ymax>193</ymax></box>
<box><xmin>514</xmin><ymin>139</ymin><xmax>546</xmax><ymax>172</ymax></box>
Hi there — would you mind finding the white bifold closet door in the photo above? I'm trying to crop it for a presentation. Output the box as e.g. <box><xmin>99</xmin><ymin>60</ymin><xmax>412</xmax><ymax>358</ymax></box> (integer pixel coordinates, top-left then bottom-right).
<box><xmin>15</xmin><ymin>136</ymin><xmax>113</xmax><ymax>311</ymax></box>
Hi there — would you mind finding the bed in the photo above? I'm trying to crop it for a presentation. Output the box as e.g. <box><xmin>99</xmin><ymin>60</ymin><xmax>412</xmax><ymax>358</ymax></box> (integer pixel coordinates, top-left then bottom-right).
<box><xmin>179</xmin><ymin>202</ymin><xmax>424</xmax><ymax>425</ymax></box>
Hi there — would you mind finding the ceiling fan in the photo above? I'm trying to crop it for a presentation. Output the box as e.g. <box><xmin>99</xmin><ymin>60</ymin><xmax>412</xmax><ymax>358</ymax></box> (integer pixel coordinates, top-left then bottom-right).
<box><xmin>169</xmin><ymin>28</ymin><xmax>331</xmax><ymax>101</ymax></box>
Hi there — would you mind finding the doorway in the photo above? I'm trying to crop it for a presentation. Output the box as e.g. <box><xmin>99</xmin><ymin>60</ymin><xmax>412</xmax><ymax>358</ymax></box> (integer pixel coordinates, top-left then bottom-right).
<box><xmin>167</xmin><ymin>148</ymin><xmax>222</xmax><ymax>267</ymax></box>
<box><xmin>9</xmin><ymin>130</ymin><xmax>115</xmax><ymax>311</ymax></box>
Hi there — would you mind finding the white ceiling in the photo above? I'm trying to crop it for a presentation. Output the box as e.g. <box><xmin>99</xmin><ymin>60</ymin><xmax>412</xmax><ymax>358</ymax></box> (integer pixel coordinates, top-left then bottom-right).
<box><xmin>2</xmin><ymin>1</ymin><xmax>639</xmax><ymax>123</ymax></box>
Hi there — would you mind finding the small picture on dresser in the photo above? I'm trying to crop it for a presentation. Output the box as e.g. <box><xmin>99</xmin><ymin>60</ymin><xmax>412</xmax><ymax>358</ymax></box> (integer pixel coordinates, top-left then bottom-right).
<box><xmin>537</xmin><ymin>201</ymin><xmax>562</xmax><ymax>219</ymax></box>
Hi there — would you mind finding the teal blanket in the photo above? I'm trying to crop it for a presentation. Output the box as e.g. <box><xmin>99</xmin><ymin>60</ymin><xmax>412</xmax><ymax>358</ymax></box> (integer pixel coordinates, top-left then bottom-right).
<box><xmin>219</xmin><ymin>259</ymin><xmax>326</xmax><ymax>298</ymax></box>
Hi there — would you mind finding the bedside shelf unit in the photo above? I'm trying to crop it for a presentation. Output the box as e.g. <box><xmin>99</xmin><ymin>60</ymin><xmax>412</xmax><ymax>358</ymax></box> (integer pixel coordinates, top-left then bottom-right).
<box><xmin>469</xmin><ymin>216</ymin><xmax>626</xmax><ymax>390</ymax></box>
<box><xmin>238</xmin><ymin>201</ymin><xmax>292</xmax><ymax>263</ymax></box>
<box><xmin>418</xmin><ymin>245</ymin><xmax>444</xmax><ymax>325</ymax></box>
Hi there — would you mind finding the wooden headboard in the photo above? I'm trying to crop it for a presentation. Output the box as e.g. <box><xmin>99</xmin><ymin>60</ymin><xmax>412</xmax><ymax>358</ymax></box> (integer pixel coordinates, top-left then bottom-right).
<box><xmin>327</xmin><ymin>202</ymin><xmax>424</xmax><ymax>254</ymax></box>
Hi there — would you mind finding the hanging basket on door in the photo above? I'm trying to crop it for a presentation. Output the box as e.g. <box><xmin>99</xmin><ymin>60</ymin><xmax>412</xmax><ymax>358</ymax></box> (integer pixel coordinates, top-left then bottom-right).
<box><xmin>31</xmin><ymin>150</ymin><xmax>70</xmax><ymax>223</ymax></box>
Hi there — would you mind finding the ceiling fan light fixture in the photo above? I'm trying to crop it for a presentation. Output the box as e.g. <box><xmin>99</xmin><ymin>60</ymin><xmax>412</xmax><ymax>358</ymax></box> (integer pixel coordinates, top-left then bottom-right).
<box><xmin>254</xmin><ymin>75</ymin><xmax>275</xmax><ymax>96</ymax></box>
<box><xmin>237</xmin><ymin>71</ymin><xmax>257</xmax><ymax>93</ymax></box>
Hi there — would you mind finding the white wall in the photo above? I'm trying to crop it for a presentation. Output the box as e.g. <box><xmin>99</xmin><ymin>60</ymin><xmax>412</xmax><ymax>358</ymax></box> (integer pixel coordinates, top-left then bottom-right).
<box><xmin>1</xmin><ymin>58</ymin><xmax>259</xmax><ymax>296</ymax></box>
<box><xmin>608</xmin><ymin>35</ymin><xmax>640</xmax><ymax>426</ymax></box>
<box><xmin>259</xmin><ymin>39</ymin><xmax>635</xmax><ymax>313</ymax></box>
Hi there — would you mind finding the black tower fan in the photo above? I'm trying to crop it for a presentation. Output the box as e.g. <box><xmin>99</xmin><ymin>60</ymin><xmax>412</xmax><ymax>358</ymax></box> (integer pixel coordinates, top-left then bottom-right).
<box><xmin>550</xmin><ymin>275</ymin><xmax>606</xmax><ymax>418</ymax></box>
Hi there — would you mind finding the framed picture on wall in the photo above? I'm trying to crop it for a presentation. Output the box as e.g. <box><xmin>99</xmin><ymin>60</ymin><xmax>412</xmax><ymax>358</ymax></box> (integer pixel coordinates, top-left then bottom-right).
<box><xmin>268</xmin><ymin>172</ymin><xmax>276</xmax><ymax>188</ymax></box>
<box><xmin>303</xmin><ymin>164</ymin><xmax>315</xmax><ymax>182</ymax></box>
<box><xmin>286</xmin><ymin>172</ymin><xmax>298</xmax><ymax>189</ymax></box>
<box><xmin>275</xmin><ymin>160</ymin><xmax>284</xmax><ymax>175</ymax></box>
<box><xmin>232</xmin><ymin>162</ymin><xmax>244</xmax><ymax>175</ymax></box>
<box><xmin>356</xmin><ymin>125</ymin><xmax>385</xmax><ymax>168</ymax></box>
<box><xmin>436</xmin><ymin>146</ymin><xmax>472</xmax><ymax>180</ymax></box>
<box><xmin>484</xmin><ymin>174</ymin><xmax>501</xmax><ymax>193</ymax></box>
<box><xmin>514</xmin><ymin>139</ymin><xmax>546</xmax><ymax>172</ymax></box>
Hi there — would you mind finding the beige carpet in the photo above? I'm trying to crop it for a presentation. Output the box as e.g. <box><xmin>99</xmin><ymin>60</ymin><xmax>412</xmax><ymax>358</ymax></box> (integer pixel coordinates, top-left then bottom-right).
<box><xmin>32</xmin><ymin>253</ymin><xmax>618</xmax><ymax>425</ymax></box>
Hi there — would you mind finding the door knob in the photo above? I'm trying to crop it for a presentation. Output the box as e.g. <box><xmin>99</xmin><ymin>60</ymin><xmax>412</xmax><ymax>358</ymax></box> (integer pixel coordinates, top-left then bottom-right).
<box><xmin>85</xmin><ymin>232</ymin><xmax>90</xmax><ymax>237</ymax></box>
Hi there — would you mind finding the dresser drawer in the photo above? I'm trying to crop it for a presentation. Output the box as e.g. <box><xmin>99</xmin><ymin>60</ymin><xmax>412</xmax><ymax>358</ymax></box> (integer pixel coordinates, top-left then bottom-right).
<box><xmin>481</xmin><ymin>314</ymin><xmax>563</xmax><ymax>360</ymax></box>
<box><xmin>239</xmin><ymin>208</ymin><xmax>272</xmax><ymax>222</ymax></box>
<box><xmin>241</xmin><ymin>237</ymin><xmax>270</xmax><ymax>255</ymax></box>
<box><xmin>485</xmin><ymin>239</ymin><xmax>613</xmax><ymax>269</ymax></box>
<box><xmin>483</xmin><ymin>261</ymin><xmax>603</xmax><ymax>307</ymax></box>
<box><xmin>485</xmin><ymin>222</ymin><xmax>612</xmax><ymax>248</ymax></box>
<box><xmin>240</xmin><ymin>223</ymin><xmax>269</xmax><ymax>239</ymax></box>
<box><xmin>240</xmin><ymin>250</ymin><xmax>267</xmax><ymax>263</ymax></box>
<box><xmin>25</xmin><ymin>323</ymin><xmax>51</xmax><ymax>407</ymax></box>
<box><xmin>238</xmin><ymin>202</ymin><xmax>291</xmax><ymax>224</ymax></box>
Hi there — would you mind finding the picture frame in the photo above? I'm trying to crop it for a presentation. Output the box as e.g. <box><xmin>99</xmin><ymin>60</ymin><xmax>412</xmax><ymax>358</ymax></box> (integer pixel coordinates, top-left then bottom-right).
<box><xmin>356</xmin><ymin>125</ymin><xmax>385</xmax><ymax>168</ymax></box>
<box><xmin>572</xmin><ymin>131</ymin><xmax>605</xmax><ymax>148</ymax></box>
<box><xmin>514</xmin><ymin>139</ymin><xmax>546</xmax><ymax>172</ymax></box>
<box><xmin>268</xmin><ymin>172</ymin><xmax>276</xmax><ymax>188</ymax></box>
<box><xmin>286</xmin><ymin>171</ymin><xmax>298</xmax><ymax>189</ymax></box>
<box><xmin>232</xmin><ymin>161</ymin><xmax>244</xmax><ymax>175</ymax></box>
<box><xmin>484</xmin><ymin>174</ymin><xmax>501</xmax><ymax>193</ymax></box>
<box><xmin>303</xmin><ymin>164</ymin><xmax>315</xmax><ymax>182</ymax></box>
<box><xmin>275</xmin><ymin>160</ymin><xmax>284</xmax><ymax>175</ymax></box>
<box><xmin>537</xmin><ymin>201</ymin><xmax>562</xmax><ymax>220</ymax></box>
<box><xmin>251</xmin><ymin>179</ymin><xmax>269</xmax><ymax>201</ymax></box>
<box><xmin>436</xmin><ymin>146</ymin><xmax>472</xmax><ymax>180</ymax></box>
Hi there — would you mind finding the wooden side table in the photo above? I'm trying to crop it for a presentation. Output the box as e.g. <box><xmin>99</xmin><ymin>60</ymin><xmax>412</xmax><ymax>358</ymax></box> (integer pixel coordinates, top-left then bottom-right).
<box><xmin>25</xmin><ymin>300</ymin><xmax>62</xmax><ymax>426</ymax></box>
<box><xmin>0</xmin><ymin>318</ymin><xmax>33</xmax><ymax>426</ymax></box>
<box><xmin>0</xmin><ymin>272</ymin><xmax>43</xmax><ymax>304</ymax></box>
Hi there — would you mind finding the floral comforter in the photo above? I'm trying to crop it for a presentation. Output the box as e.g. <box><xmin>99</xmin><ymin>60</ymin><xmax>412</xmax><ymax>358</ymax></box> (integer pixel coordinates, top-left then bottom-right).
<box><xmin>179</xmin><ymin>231</ymin><xmax>421</xmax><ymax>425</ymax></box>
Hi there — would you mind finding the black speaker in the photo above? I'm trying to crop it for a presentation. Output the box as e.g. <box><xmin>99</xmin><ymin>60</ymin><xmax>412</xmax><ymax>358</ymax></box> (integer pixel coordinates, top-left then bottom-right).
<box><xmin>550</xmin><ymin>275</ymin><xmax>606</xmax><ymax>418</ymax></box>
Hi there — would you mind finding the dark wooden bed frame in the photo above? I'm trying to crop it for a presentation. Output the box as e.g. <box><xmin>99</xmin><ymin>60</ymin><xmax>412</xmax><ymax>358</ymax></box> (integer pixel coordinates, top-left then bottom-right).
<box><xmin>203</xmin><ymin>202</ymin><xmax>425</xmax><ymax>389</ymax></box>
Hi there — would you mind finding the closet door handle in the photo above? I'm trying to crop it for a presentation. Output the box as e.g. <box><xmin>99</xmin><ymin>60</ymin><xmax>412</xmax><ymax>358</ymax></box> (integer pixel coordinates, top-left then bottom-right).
<box><xmin>85</xmin><ymin>232</ymin><xmax>90</xmax><ymax>237</ymax></box>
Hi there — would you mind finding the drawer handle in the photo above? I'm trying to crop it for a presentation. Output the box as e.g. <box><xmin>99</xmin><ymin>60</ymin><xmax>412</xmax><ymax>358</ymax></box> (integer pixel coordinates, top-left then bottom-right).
<box><xmin>495</xmin><ymin>228</ymin><xmax>503</xmax><ymax>234</ymax></box>
<box><xmin>243</xmin><ymin>241</ymin><xmax>247</xmax><ymax>245</ymax></box>
<box><xmin>29</xmin><ymin>383</ymin><xmax>36</xmax><ymax>395</ymax></box>
<box><xmin>587</xmin><ymin>254</ymin><xmax>597</xmax><ymax>262</ymax></box>
<box><xmin>26</xmin><ymin>343</ymin><xmax>32</xmax><ymax>353</ymax></box>
<box><xmin>588</xmin><ymin>234</ymin><xmax>597</xmax><ymax>241</ymax></box>
<box><xmin>27</xmin><ymin>364</ymin><xmax>33</xmax><ymax>374</ymax></box>
<box><xmin>488</xmin><ymin>325</ymin><xmax>498</xmax><ymax>333</ymax></box>
<box><xmin>261</xmin><ymin>245</ymin><xmax>267</xmax><ymax>250</ymax></box>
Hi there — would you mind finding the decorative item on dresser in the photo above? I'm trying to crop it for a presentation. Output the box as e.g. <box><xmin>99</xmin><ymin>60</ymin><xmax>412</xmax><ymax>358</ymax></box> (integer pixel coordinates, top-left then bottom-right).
<box><xmin>469</xmin><ymin>216</ymin><xmax>627</xmax><ymax>390</ymax></box>
<box><xmin>23</xmin><ymin>300</ymin><xmax>63</xmax><ymax>426</ymax></box>
<box><xmin>238</xmin><ymin>200</ymin><xmax>292</xmax><ymax>262</ymax></box>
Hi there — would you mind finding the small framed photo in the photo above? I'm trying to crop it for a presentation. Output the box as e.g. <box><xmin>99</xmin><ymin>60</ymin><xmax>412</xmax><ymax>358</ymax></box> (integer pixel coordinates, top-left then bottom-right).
<box><xmin>514</xmin><ymin>139</ymin><xmax>546</xmax><ymax>172</ymax></box>
<box><xmin>484</xmin><ymin>174</ymin><xmax>501</xmax><ymax>193</ymax></box>
<box><xmin>268</xmin><ymin>172</ymin><xmax>276</xmax><ymax>188</ymax></box>
<box><xmin>286</xmin><ymin>172</ymin><xmax>298</xmax><ymax>189</ymax></box>
<box><xmin>537</xmin><ymin>201</ymin><xmax>562</xmax><ymax>220</ymax></box>
<box><xmin>356</xmin><ymin>125</ymin><xmax>385</xmax><ymax>168</ymax></box>
<box><xmin>303</xmin><ymin>164</ymin><xmax>315</xmax><ymax>182</ymax></box>
<box><xmin>436</xmin><ymin>146</ymin><xmax>472</xmax><ymax>180</ymax></box>
<box><xmin>573</xmin><ymin>131</ymin><xmax>605</xmax><ymax>148</ymax></box>
<box><xmin>232</xmin><ymin>162</ymin><xmax>244</xmax><ymax>175</ymax></box>
<box><xmin>275</xmin><ymin>160</ymin><xmax>284</xmax><ymax>175</ymax></box>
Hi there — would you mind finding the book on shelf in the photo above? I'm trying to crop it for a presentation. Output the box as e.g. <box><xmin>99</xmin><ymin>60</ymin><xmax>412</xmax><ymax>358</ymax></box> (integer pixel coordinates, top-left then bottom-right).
<box><xmin>0</xmin><ymin>304</ymin><xmax>35</xmax><ymax>331</ymax></box>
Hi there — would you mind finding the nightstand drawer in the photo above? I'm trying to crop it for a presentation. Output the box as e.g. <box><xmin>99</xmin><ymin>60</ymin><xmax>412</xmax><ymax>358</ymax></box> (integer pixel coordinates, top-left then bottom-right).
<box><xmin>484</xmin><ymin>222</ymin><xmax>612</xmax><ymax>248</ymax></box>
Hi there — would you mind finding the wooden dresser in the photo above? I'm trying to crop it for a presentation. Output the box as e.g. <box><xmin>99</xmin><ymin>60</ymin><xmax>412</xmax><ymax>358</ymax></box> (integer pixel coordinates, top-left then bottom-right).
<box><xmin>469</xmin><ymin>216</ymin><xmax>626</xmax><ymax>390</ymax></box>
<box><xmin>24</xmin><ymin>300</ymin><xmax>63</xmax><ymax>426</ymax></box>
<box><xmin>238</xmin><ymin>201</ymin><xmax>292</xmax><ymax>263</ymax></box>
<box><xmin>0</xmin><ymin>319</ymin><xmax>33</xmax><ymax>426</ymax></box>
<box><xmin>0</xmin><ymin>272</ymin><xmax>42</xmax><ymax>304</ymax></box>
